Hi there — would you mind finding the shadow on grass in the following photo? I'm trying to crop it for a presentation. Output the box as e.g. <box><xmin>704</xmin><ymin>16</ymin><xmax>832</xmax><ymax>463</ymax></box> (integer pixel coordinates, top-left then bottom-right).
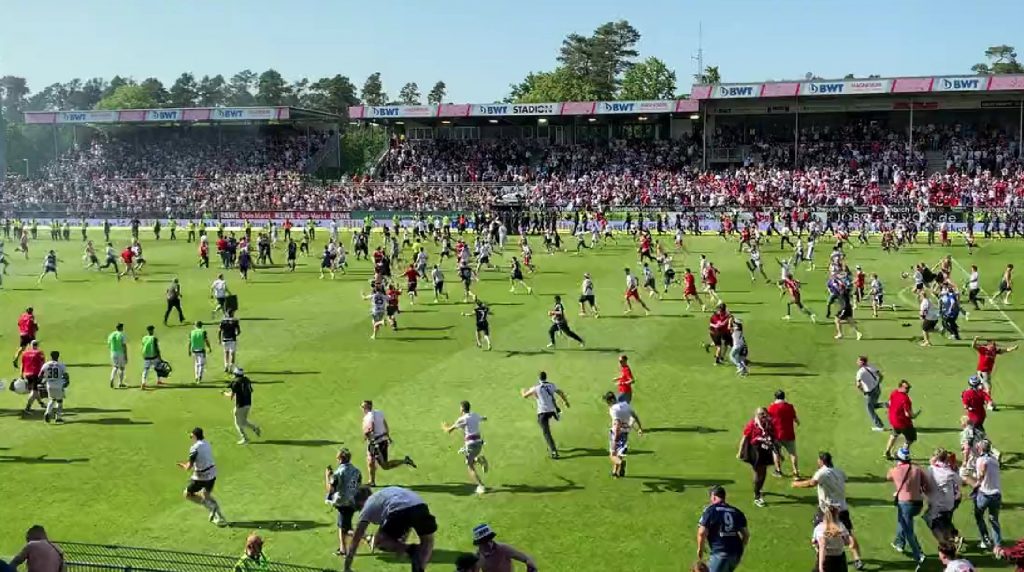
<box><xmin>250</xmin><ymin>439</ymin><xmax>340</xmax><ymax>447</ymax></box>
<box><xmin>629</xmin><ymin>476</ymin><xmax>736</xmax><ymax>494</ymax></box>
<box><xmin>753</xmin><ymin>361</ymin><xmax>806</xmax><ymax>368</ymax></box>
<box><xmin>66</xmin><ymin>362</ymin><xmax>109</xmax><ymax>368</ymax></box>
<box><xmin>227</xmin><ymin>520</ymin><xmax>328</xmax><ymax>531</ymax></box>
<box><xmin>402</xmin><ymin>326</ymin><xmax>454</xmax><ymax>332</ymax></box>
<box><xmin>916</xmin><ymin>427</ymin><xmax>959</xmax><ymax>434</ymax></box>
<box><xmin>0</xmin><ymin>454</ymin><xmax>89</xmax><ymax>464</ymax></box>
<box><xmin>240</xmin><ymin>317</ymin><xmax>283</xmax><ymax>322</ymax></box>
<box><xmin>382</xmin><ymin>336</ymin><xmax>452</xmax><ymax>342</ymax></box>
<box><xmin>503</xmin><ymin>350</ymin><xmax>553</xmax><ymax>357</ymax></box>
<box><xmin>247</xmin><ymin>370</ymin><xmax>320</xmax><ymax>375</ymax></box>
<box><xmin>846</xmin><ymin>473</ymin><xmax>887</xmax><ymax>484</ymax></box>
<box><xmin>71</xmin><ymin>417</ymin><xmax>153</xmax><ymax>426</ymax></box>
<box><xmin>646</xmin><ymin>426</ymin><xmax>726</xmax><ymax>434</ymax></box>
<box><xmin>374</xmin><ymin>548</ymin><xmax>465</xmax><ymax>565</ymax></box>
<box><xmin>559</xmin><ymin>447</ymin><xmax>653</xmax><ymax>459</ymax></box>
<box><xmin>411</xmin><ymin>477</ymin><xmax>584</xmax><ymax>497</ymax></box>
<box><xmin>752</xmin><ymin>372</ymin><xmax>819</xmax><ymax>378</ymax></box>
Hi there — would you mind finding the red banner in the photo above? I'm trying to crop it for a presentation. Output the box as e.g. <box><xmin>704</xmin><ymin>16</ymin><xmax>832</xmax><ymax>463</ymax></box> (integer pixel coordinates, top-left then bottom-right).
<box><xmin>219</xmin><ymin>211</ymin><xmax>348</xmax><ymax>220</ymax></box>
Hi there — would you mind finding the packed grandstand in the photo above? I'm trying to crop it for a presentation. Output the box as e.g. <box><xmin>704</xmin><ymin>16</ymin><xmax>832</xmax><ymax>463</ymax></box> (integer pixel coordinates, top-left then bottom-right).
<box><xmin>3</xmin><ymin>74</ymin><xmax>1024</xmax><ymax>215</ymax></box>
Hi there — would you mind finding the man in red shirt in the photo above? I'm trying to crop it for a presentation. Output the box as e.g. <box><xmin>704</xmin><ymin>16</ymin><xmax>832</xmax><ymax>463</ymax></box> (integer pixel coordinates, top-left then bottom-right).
<box><xmin>12</xmin><ymin>307</ymin><xmax>38</xmax><ymax>367</ymax></box>
<box><xmin>613</xmin><ymin>354</ymin><xmax>635</xmax><ymax>403</ymax></box>
<box><xmin>682</xmin><ymin>269</ymin><xmax>706</xmax><ymax>312</ymax></box>
<box><xmin>767</xmin><ymin>390</ymin><xmax>800</xmax><ymax>478</ymax></box>
<box><xmin>972</xmin><ymin>336</ymin><xmax>1018</xmax><ymax>411</ymax></box>
<box><xmin>119</xmin><ymin>246</ymin><xmax>137</xmax><ymax>280</ymax></box>
<box><xmin>20</xmin><ymin>339</ymin><xmax>46</xmax><ymax>414</ymax></box>
<box><xmin>403</xmin><ymin>264</ymin><xmax>419</xmax><ymax>305</ymax></box>
<box><xmin>704</xmin><ymin>303</ymin><xmax>732</xmax><ymax>365</ymax></box>
<box><xmin>962</xmin><ymin>375</ymin><xmax>991</xmax><ymax>432</ymax></box>
<box><xmin>702</xmin><ymin>263</ymin><xmax>722</xmax><ymax>304</ymax></box>
<box><xmin>884</xmin><ymin>380</ymin><xmax>919</xmax><ymax>460</ymax></box>
<box><xmin>385</xmin><ymin>285</ymin><xmax>402</xmax><ymax>331</ymax></box>
<box><xmin>781</xmin><ymin>274</ymin><xmax>816</xmax><ymax>322</ymax></box>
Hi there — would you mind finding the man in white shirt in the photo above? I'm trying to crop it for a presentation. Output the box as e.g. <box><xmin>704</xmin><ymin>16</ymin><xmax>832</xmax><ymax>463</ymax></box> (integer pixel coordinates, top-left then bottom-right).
<box><xmin>177</xmin><ymin>427</ymin><xmax>226</xmax><ymax>526</ymax></box>
<box><xmin>854</xmin><ymin>355</ymin><xmax>886</xmax><ymax>431</ymax></box>
<box><xmin>443</xmin><ymin>400</ymin><xmax>489</xmax><ymax>494</ymax></box>
<box><xmin>919</xmin><ymin>292</ymin><xmax>940</xmax><ymax>347</ymax></box>
<box><xmin>360</xmin><ymin>400</ymin><xmax>416</xmax><ymax>487</ymax></box>
<box><xmin>521</xmin><ymin>371</ymin><xmax>571</xmax><ymax>459</ymax></box>
<box><xmin>925</xmin><ymin>449</ymin><xmax>963</xmax><ymax>545</ymax></box>
<box><xmin>39</xmin><ymin>350</ymin><xmax>68</xmax><ymax>424</ymax></box>
<box><xmin>344</xmin><ymin>486</ymin><xmax>437</xmax><ymax>572</ymax></box>
<box><xmin>210</xmin><ymin>274</ymin><xmax>230</xmax><ymax>319</ymax></box>
<box><xmin>966</xmin><ymin>264</ymin><xmax>982</xmax><ymax>312</ymax></box>
<box><xmin>605</xmin><ymin>392</ymin><xmax>642</xmax><ymax>478</ymax></box>
<box><xmin>966</xmin><ymin>440</ymin><xmax>1003</xmax><ymax>556</ymax></box>
<box><xmin>792</xmin><ymin>452</ymin><xmax>864</xmax><ymax>569</ymax></box>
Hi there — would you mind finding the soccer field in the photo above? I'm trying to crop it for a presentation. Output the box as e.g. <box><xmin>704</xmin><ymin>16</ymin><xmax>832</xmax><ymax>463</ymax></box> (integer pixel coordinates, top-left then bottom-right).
<box><xmin>1</xmin><ymin>229</ymin><xmax>1022</xmax><ymax>571</ymax></box>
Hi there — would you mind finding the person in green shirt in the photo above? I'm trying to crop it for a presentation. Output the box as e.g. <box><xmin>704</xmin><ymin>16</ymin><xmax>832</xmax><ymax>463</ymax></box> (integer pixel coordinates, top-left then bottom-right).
<box><xmin>168</xmin><ymin>219</ymin><xmax>177</xmax><ymax>241</ymax></box>
<box><xmin>30</xmin><ymin>219</ymin><xmax>38</xmax><ymax>240</ymax></box>
<box><xmin>140</xmin><ymin>325</ymin><xmax>165</xmax><ymax>389</ymax></box>
<box><xmin>217</xmin><ymin>221</ymin><xmax>226</xmax><ymax>239</ymax></box>
<box><xmin>108</xmin><ymin>322</ymin><xmax>128</xmax><ymax>389</ymax></box>
<box><xmin>233</xmin><ymin>533</ymin><xmax>269</xmax><ymax>572</ymax></box>
<box><xmin>306</xmin><ymin>219</ymin><xmax>316</xmax><ymax>241</ymax></box>
<box><xmin>188</xmin><ymin>321</ymin><xmax>212</xmax><ymax>384</ymax></box>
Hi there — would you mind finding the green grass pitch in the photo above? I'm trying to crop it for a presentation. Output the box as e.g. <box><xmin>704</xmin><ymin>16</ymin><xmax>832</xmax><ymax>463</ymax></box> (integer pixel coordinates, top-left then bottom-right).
<box><xmin>0</xmin><ymin>229</ymin><xmax>1022</xmax><ymax>571</ymax></box>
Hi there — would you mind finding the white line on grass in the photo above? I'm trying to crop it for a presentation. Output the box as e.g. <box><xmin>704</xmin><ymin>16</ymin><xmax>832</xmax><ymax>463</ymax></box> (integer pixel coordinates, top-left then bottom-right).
<box><xmin>951</xmin><ymin>257</ymin><xmax>1024</xmax><ymax>339</ymax></box>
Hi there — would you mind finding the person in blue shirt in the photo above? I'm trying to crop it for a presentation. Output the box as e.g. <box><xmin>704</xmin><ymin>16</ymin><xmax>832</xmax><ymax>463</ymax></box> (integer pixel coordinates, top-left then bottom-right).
<box><xmin>697</xmin><ymin>485</ymin><xmax>750</xmax><ymax>572</ymax></box>
<box><xmin>825</xmin><ymin>275</ymin><xmax>843</xmax><ymax>319</ymax></box>
<box><xmin>939</xmin><ymin>285</ymin><xmax>962</xmax><ymax>340</ymax></box>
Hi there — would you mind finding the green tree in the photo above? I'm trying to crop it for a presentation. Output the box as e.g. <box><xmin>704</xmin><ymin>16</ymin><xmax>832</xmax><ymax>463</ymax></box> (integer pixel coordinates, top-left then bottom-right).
<box><xmin>0</xmin><ymin>76</ymin><xmax>30</xmax><ymax>119</ymax></box>
<box><xmin>197</xmin><ymin>74</ymin><xmax>227</xmax><ymax>107</ymax></box>
<box><xmin>971</xmin><ymin>45</ymin><xmax>1024</xmax><ymax>74</ymax></box>
<box><xmin>619</xmin><ymin>57</ymin><xmax>677</xmax><ymax>100</ymax></box>
<box><xmin>694</xmin><ymin>65</ymin><xmax>721</xmax><ymax>85</ymax></box>
<box><xmin>341</xmin><ymin>126</ymin><xmax>389</xmax><ymax>174</ymax></box>
<box><xmin>226</xmin><ymin>70</ymin><xmax>257</xmax><ymax>106</ymax></box>
<box><xmin>514</xmin><ymin>67</ymin><xmax>598</xmax><ymax>103</ymax></box>
<box><xmin>96</xmin><ymin>84</ymin><xmax>158</xmax><ymax>110</ymax></box>
<box><xmin>256</xmin><ymin>69</ymin><xmax>289</xmax><ymax>105</ymax></box>
<box><xmin>104</xmin><ymin>76</ymin><xmax>132</xmax><ymax>99</ymax></box>
<box><xmin>304</xmin><ymin>75</ymin><xmax>360</xmax><ymax>115</ymax></box>
<box><xmin>140</xmin><ymin>77</ymin><xmax>169</xmax><ymax>106</ymax></box>
<box><xmin>169</xmin><ymin>72</ymin><xmax>199</xmax><ymax>107</ymax></box>
<box><xmin>427</xmin><ymin>81</ymin><xmax>447</xmax><ymax>105</ymax></box>
<box><xmin>398</xmin><ymin>82</ymin><xmax>421</xmax><ymax>105</ymax></box>
<box><xmin>506</xmin><ymin>72</ymin><xmax>543</xmax><ymax>103</ymax></box>
<box><xmin>361</xmin><ymin>72</ymin><xmax>387</xmax><ymax>106</ymax></box>
<box><xmin>557</xmin><ymin>20</ymin><xmax>640</xmax><ymax>99</ymax></box>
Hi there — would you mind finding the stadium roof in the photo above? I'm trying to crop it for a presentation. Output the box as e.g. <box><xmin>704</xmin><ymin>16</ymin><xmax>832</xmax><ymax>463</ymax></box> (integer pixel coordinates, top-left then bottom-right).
<box><xmin>22</xmin><ymin>106</ymin><xmax>343</xmax><ymax>125</ymax></box>
<box><xmin>691</xmin><ymin>73</ymin><xmax>1024</xmax><ymax>100</ymax></box>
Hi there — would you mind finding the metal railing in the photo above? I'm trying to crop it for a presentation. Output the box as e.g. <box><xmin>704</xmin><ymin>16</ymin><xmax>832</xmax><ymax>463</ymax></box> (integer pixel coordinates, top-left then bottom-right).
<box><xmin>57</xmin><ymin>541</ymin><xmax>332</xmax><ymax>572</ymax></box>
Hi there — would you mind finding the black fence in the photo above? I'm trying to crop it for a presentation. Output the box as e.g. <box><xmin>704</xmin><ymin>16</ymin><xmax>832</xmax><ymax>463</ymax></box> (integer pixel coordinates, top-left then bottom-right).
<box><xmin>56</xmin><ymin>541</ymin><xmax>332</xmax><ymax>572</ymax></box>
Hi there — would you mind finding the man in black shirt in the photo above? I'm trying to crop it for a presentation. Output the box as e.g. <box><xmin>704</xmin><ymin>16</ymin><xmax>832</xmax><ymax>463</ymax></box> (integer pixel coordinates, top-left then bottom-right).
<box><xmin>286</xmin><ymin>239</ymin><xmax>298</xmax><ymax>272</ymax></box>
<box><xmin>462</xmin><ymin>300</ymin><xmax>492</xmax><ymax>350</ymax></box>
<box><xmin>547</xmin><ymin>295</ymin><xmax>584</xmax><ymax>349</ymax></box>
<box><xmin>164</xmin><ymin>278</ymin><xmax>185</xmax><ymax>325</ymax></box>
<box><xmin>218</xmin><ymin>311</ymin><xmax>241</xmax><ymax>374</ymax></box>
<box><xmin>224</xmin><ymin>367</ymin><xmax>261</xmax><ymax>445</ymax></box>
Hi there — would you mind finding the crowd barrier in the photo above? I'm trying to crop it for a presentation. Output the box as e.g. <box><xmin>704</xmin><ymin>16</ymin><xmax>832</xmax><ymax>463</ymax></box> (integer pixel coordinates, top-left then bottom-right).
<box><xmin>56</xmin><ymin>541</ymin><xmax>331</xmax><ymax>572</ymax></box>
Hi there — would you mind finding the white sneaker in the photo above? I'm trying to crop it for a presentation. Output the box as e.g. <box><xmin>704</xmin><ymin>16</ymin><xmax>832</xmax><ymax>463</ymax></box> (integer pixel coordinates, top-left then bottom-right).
<box><xmin>871</xmin><ymin>427</ymin><xmax>886</xmax><ymax>432</ymax></box>
<box><xmin>236</xmin><ymin>438</ymin><xmax>249</xmax><ymax>445</ymax></box>
<box><xmin>475</xmin><ymin>485</ymin><xmax>486</xmax><ymax>495</ymax></box>
<box><xmin>856</xmin><ymin>331</ymin><xmax>863</xmax><ymax>341</ymax></box>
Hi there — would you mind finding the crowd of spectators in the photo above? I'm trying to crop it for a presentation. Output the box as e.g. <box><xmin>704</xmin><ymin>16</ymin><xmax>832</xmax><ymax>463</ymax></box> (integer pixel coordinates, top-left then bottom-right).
<box><xmin>3</xmin><ymin>125</ymin><xmax>1024</xmax><ymax>214</ymax></box>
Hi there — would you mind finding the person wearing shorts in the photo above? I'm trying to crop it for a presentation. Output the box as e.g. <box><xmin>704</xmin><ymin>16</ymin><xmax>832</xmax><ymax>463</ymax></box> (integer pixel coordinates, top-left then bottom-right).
<box><xmin>443</xmin><ymin>401</ymin><xmax>489</xmax><ymax>494</ymax></box>
<box><xmin>178</xmin><ymin>427</ymin><xmax>226</xmax><ymax>526</ymax></box>
<box><xmin>345</xmin><ymin>486</ymin><xmax>437</xmax><ymax>572</ymax></box>
<box><xmin>326</xmin><ymin>448</ymin><xmax>362</xmax><ymax>556</ymax></box>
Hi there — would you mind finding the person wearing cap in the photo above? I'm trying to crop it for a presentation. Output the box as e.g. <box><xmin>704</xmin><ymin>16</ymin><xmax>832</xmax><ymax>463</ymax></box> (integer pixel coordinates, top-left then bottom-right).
<box><xmin>188</xmin><ymin>321</ymin><xmax>212</xmax><ymax>384</ymax></box>
<box><xmin>964</xmin><ymin>439</ymin><xmax>1003</xmax><ymax>556</ymax></box>
<box><xmin>177</xmin><ymin>426</ymin><xmax>226</xmax><ymax>526</ymax></box>
<box><xmin>886</xmin><ymin>447</ymin><xmax>930</xmax><ymax>567</ymax></box>
<box><xmin>19</xmin><ymin>339</ymin><xmax>46</xmax><ymax>415</ymax></box>
<box><xmin>471</xmin><ymin>524</ymin><xmax>538</xmax><ymax>572</ymax></box>
<box><xmin>224</xmin><ymin>367</ymin><xmax>261</xmax><ymax>445</ymax></box>
<box><xmin>961</xmin><ymin>376</ymin><xmax>991</xmax><ymax>432</ymax></box>
<box><xmin>326</xmin><ymin>448</ymin><xmax>362</xmax><ymax>556</ymax></box>
<box><xmin>854</xmin><ymin>356</ymin><xmax>886</xmax><ymax>431</ymax></box>
<box><xmin>344</xmin><ymin>486</ymin><xmax>436</xmax><ymax>572</ymax></box>
<box><xmin>696</xmin><ymin>485</ymin><xmax>749</xmax><ymax>571</ymax></box>
<box><xmin>792</xmin><ymin>452</ymin><xmax>864</xmax><ymax>569</ymax></box>
<box><xmin>884</xmin><ymin>380</ymin><xmax>919</xmax><ymax>460</ymax></box>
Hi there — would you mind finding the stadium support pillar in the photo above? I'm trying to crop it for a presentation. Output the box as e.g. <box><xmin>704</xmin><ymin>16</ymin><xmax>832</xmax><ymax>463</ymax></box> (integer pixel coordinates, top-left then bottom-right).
<box><xmin>909</xmin><ymin>103</ymin><xmax>914</xmax><ymax>152</ymax></box>
<box><xmin>701</xmin><ymin>112</ymin><xmax>707</xmax><ymax>171</ymax></box>
<box><xmin>52</xmin><ymin>124</ymin><xmax>59</xmax><ymax>161</ymax></box>
<box><xmin>793</xmin><ymin>102</ymin><xmax>799</xmax><ymax>168</ymax></box>
<box><xmin>1019</xmin><ymin>100</ymin><xmax>1023</xmax><ymax>159</ymax></box>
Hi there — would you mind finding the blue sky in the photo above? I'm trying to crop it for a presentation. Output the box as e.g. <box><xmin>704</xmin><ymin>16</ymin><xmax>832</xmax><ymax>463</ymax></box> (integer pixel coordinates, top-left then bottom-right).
<box><xmin>2</xmin><ymin>0</ymin><xmax>1021</xmax><ymax>103</ymax></box>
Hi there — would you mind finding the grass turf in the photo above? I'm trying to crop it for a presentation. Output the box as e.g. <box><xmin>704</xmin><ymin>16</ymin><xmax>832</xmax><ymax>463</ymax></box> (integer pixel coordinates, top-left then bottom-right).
<box><xmin>0</xmin><ymin>229</ymin><xmax>1022</xmax><ymax>571</ymax></box>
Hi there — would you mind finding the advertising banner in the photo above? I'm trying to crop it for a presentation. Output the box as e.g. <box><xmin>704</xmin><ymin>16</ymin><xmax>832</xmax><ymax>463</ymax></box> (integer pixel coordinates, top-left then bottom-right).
<box><xmin>145</xmin><ymin>109</ymin><xmax>182</xmax><ymax>122</ymax></box>
<box><xmin>218</xmin><ymin>211</ymin><xmax>347</xmax><ymax>221</ymax></box>
<box><xmin>760</xmin><ymin>82</ymin><xmax>800</xmax><ymax>97</ymax></box>
<box><xmin>595</xmin><ymin>100</ymin><xmax>674</xmax><ymax>114</ymax></box>
<box><xmin>437</xmin><ymin>104</ymin><xmax>472</xmax><ymax>117</ymax></box>
<box><xmin>675</xmin><ymin>99</ymin><xmax>699</xmax><ymax>113</ymax></box>
<box><xmin>801</xmin><ymin>79</ymin><xmax>892</xmax><ymax>96</ymax></box>
<box><xmin>712</xmin><ymin>84</ymin><xmax>761</xmax><ymax>99</ymax></box>
<box><xmin>932</xmin><ymin>76</ymin><xmax>985</xmax><ymax>92</ymax></box>
<box><xmin>690</xmin><ymin>85</ymin><xmax>714</xmax><ymax>100</ymax></box>
<box><xmin>56</xmin><ymin>110</ymin><xmax>120</xmax><ymax>124</ymax></box>
<box><xmin>210</xmin><ymin>107</ymin><xmax>281</xmax><ymax>120</ymax></box>
<box><xmin>891</xmin><ymin>77</ymin><xmax>934</xmax><ymax>93</ymax></box>
<box><xmin>471</xmin><ymin>103</ymin><xmax>562</xmax><ymax>116</ymax></box>
<box><xmin>23</xmin><ymin>112</ymin><xmax>56</xmax><ymax>124</ymax></box>
<box><xmin>560</xmin><ymin>102</ymin><xmax>596</xmax><ymax>115</ymax></box>
<box><xmin>987</xmin><ymin>75</ymin><xmax>1024</xmax><ymax>91</ymax></box>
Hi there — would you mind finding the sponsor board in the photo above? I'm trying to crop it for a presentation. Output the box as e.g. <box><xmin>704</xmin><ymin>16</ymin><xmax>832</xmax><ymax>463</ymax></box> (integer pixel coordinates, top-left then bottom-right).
<box><xmin>471</xmin><ymin>103</ymin><xmax>561</xmax><ymax>116</ymax></box>
<box><xmin>932</xmin><ymin>76</ymin><xmax>985</xmax><ymax>92</ymax></box>
<box><xmin>713</xmin><ymin>84</ymin><xmax>761</xmax><ymax>99</ymax></box>
<box><xmin>55</xmin><ymin>110</ymin><xmax>120</xmax><ymax>123</ymax></box>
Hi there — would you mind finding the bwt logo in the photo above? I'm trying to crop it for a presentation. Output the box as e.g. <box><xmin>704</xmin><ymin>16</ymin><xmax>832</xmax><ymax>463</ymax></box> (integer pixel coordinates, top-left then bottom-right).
<box><xmin>220</xmin><ymin>109</ymin><xmax>245</xmax><ymax>118</ymax></box>
<box><xmin>603</xmin><ymin>102</ymin><xmax>635</xmax><ymax>112</ymax></box>
<box><xmin>942</xmin><ymin>78</ymin><xmax>979</xmax><ymax>90</ymax></box>
<box><xmin>809</xmin><ymin>83</ymin><xmax>844</xmax><ymax>94</ymax></box>
<box><xmin>372</xmin><ymin>108</ymin><xmax>400</xmax><ymax>117</ymax></box>
<box><xmin>62</xmin><ymin>113</ymin><xmax>87</xmax><ymax>121</ymax></box>
<box><xmin>718</xmin><ymin>86</ymin><xmax>754</xmax><ymax>97</ymax></box>
<box><xmin>149</xmin><ymin>111</ymin><xmax>178</xmax><ymax>120</ymax></box>
<box><xmin>480</xmin><ymin>105</ymin><xmax>509</xmax><ymax>114</ymax></box>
